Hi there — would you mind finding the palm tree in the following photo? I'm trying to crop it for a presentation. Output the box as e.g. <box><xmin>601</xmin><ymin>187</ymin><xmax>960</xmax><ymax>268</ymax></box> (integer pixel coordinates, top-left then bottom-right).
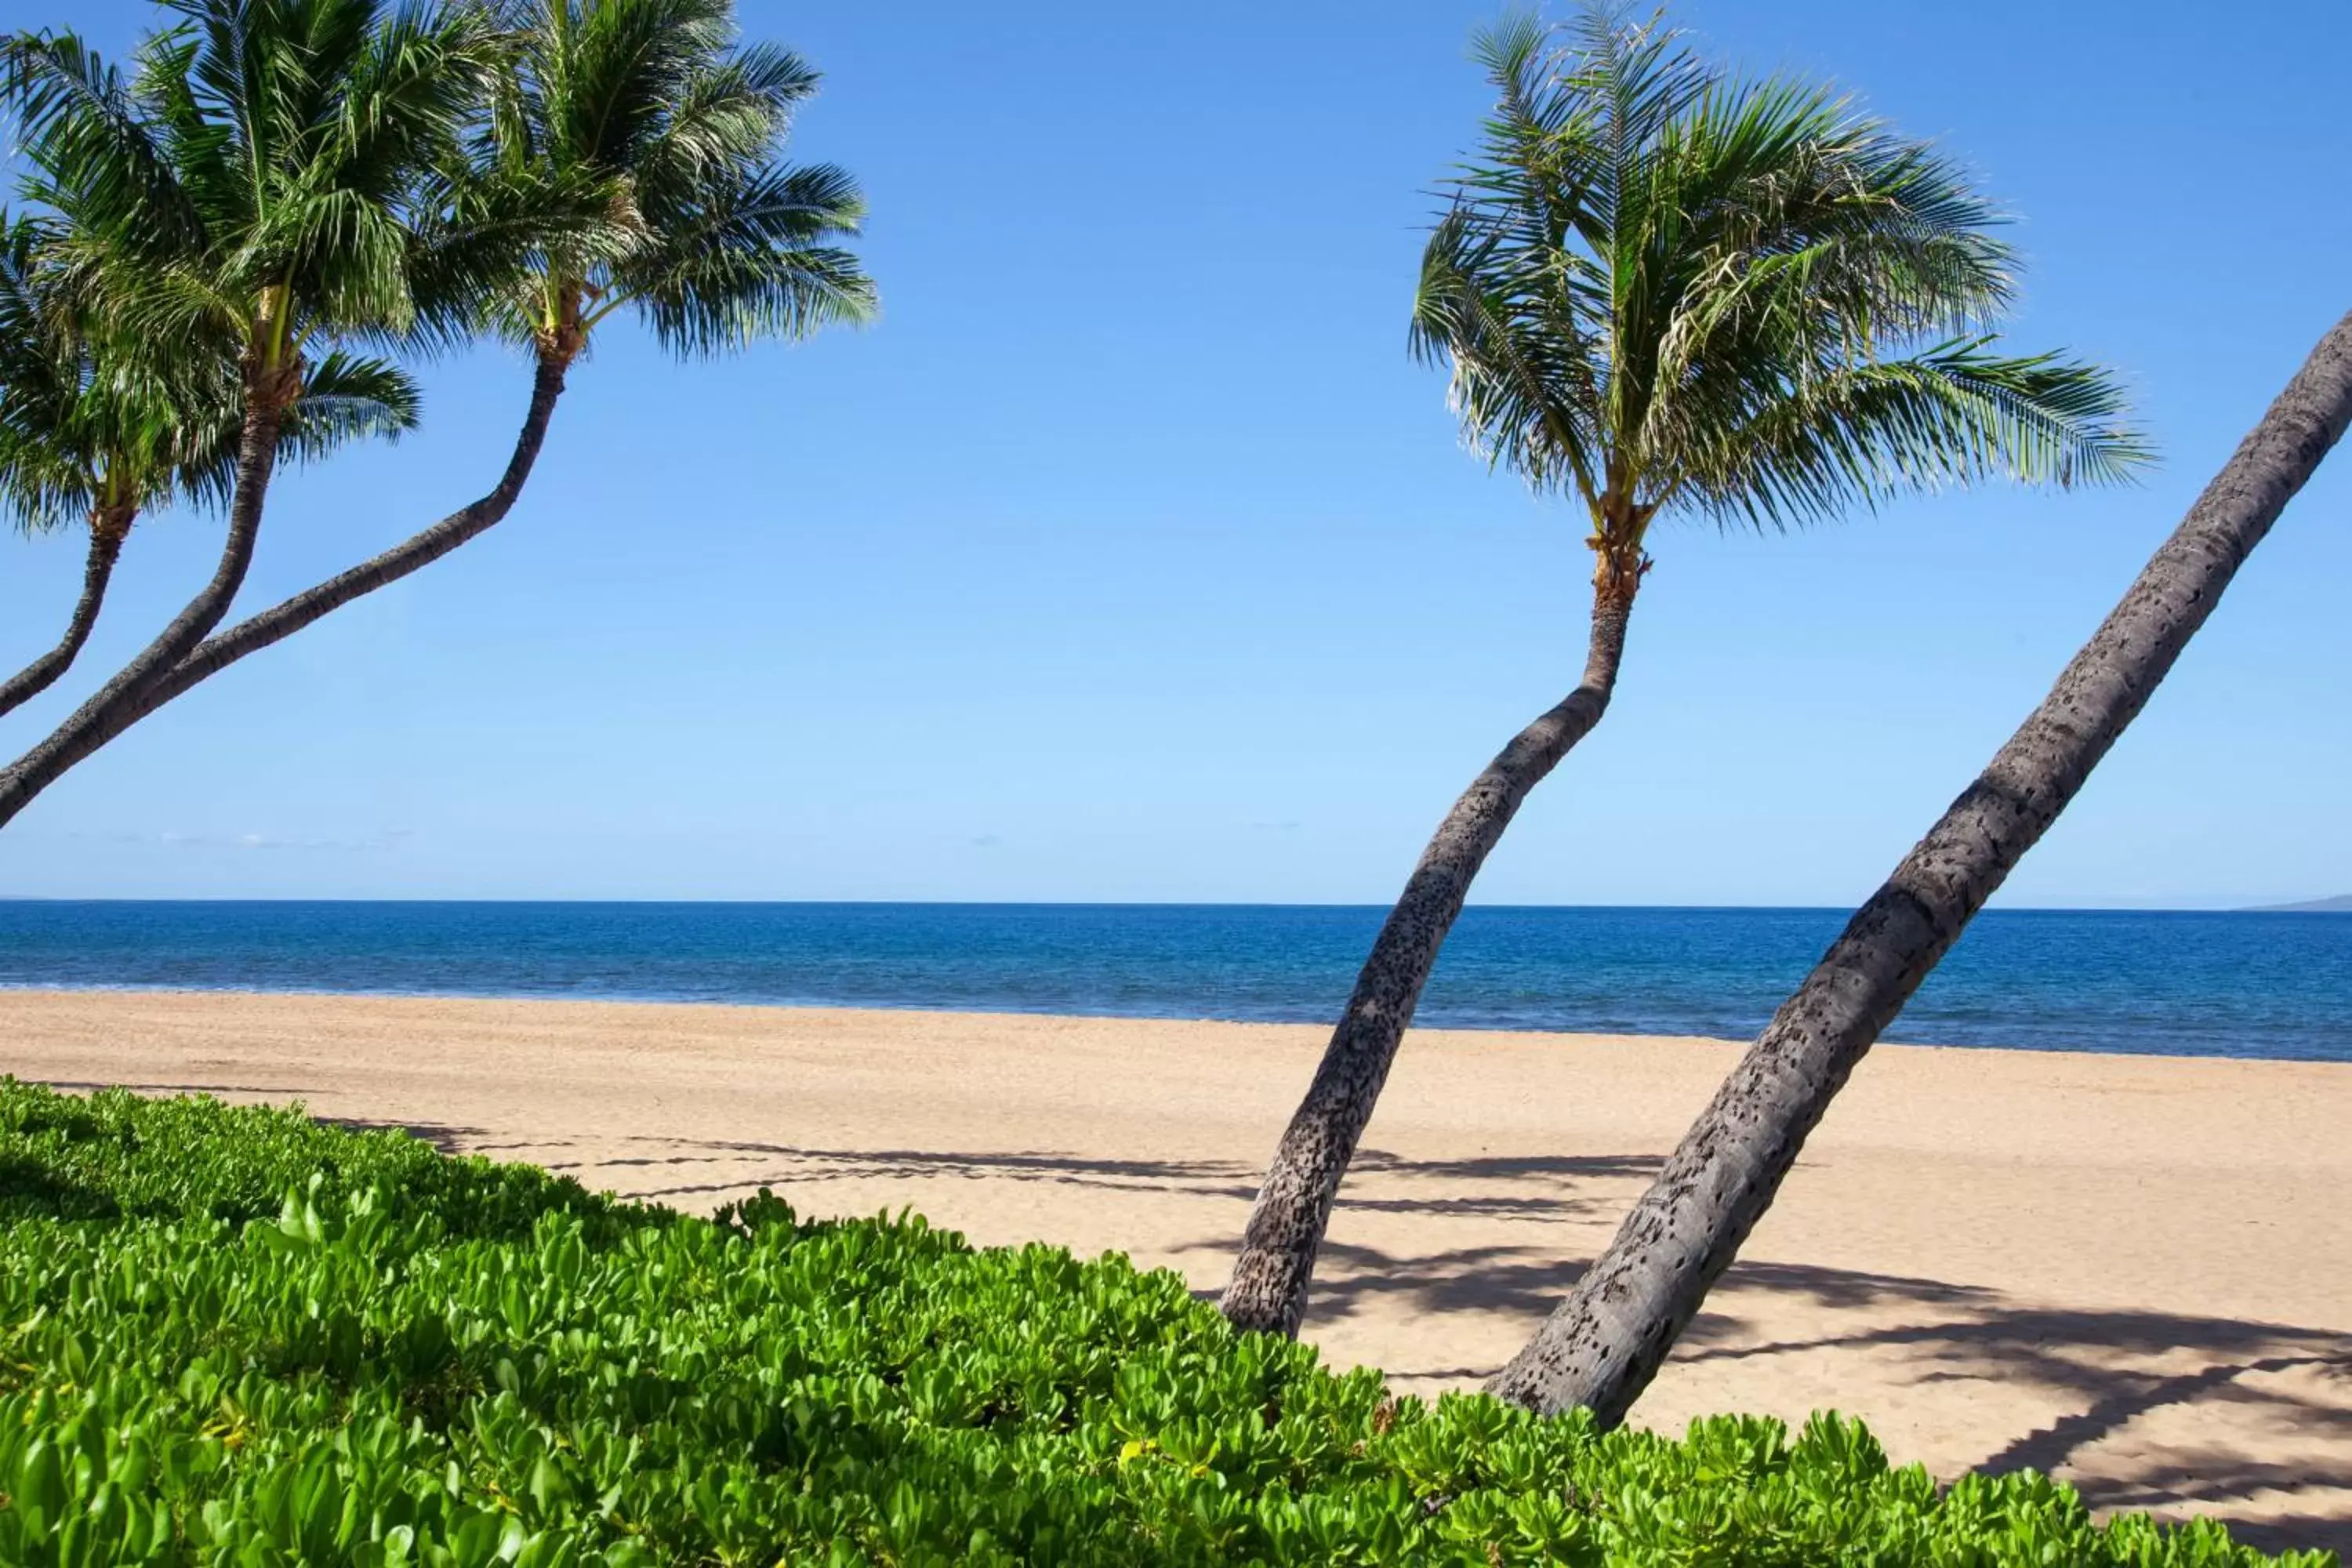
<box><xmin>1491</xmin><ymin>307</ymin><xmax>2352</xmax><ymax>1425</ymax></box>
<box><xmin>0</xmin><ymin>0</ymin><xmax>873</xmax><ymax>829</ymax></box>
<box><xmin>0</xmin><ymin>0</ymin><xmax>501</xmax><ymax>824</ymax></box>
<box><xmin>1220</xmin><ymin>5</ymin><xmax>2147</xmax><ymax>1339</ymax></box>
<box><xmin>0</xmin><ymin>212</ymin><xmax>416</xmax><ymax>720</ymax></box>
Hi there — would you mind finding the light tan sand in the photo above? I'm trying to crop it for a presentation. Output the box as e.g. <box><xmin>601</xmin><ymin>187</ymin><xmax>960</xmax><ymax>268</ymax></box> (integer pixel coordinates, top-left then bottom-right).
<box><xmin>6</xmin><ymin>989</ymin><xmax>2350</xmax><ymax>1554</ymax></box>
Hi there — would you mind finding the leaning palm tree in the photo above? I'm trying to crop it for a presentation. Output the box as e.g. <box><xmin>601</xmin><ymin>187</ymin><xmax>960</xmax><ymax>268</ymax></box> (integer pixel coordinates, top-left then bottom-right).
<box><xmin>0</xmin><ymin>0</ymin><xmax>873</xmax><ymax>829</ymax></box>
<box><xmin>0</xmin><ymin>211</ymin><xmax>416</xmax><ymax>720</ymax></box>
<box><xmin>1221</xmin><ymin>5</ymin><xmax>2147</xmax><ymax>1339</ymax></box>
<box><xmin>0</xmin><ymin>0</ymin><xmax>501</xmax><ymax>824</ymax></box>
<box><xmin>1492</xmin><ymin>306</ymin><xmax>2352</xmax><ymax>1425</ymax></box>
<box><xmin>0</xmin><ymin>212</ymin><xmax>169</xmax><ymax>720</ymax></box>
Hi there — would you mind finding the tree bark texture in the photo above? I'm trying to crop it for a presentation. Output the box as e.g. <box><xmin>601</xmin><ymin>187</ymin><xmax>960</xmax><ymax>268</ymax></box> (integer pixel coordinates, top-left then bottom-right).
<box><xmin>1221</xmin><ymin>577</ymin><xmax>1637</xmax><ymax>1339</ymax></box>
<box><xmin>1486</xmin><ymin>307</ymin><xmax>2352</xmax><ymax>1427</ymax></box>
<box><xmin>0</xmin><ymin>399</ymin><xmax>287</xmax><ymax>826</ymax></box>
<box><xmin>0</xmin><ymin>506</ymin><xmax>132</xmax><ymax>720</ymax></box>
<box><xmin>0</xmin><ymin>349</ymin><xmax>571</xmax><ymax>830</ymax></box>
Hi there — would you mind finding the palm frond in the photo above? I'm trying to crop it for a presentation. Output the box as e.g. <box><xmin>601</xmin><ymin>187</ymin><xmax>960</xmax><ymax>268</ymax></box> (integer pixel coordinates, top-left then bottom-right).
<box><xmin>623</xmin><ymin>160</ymin><xmax>872</xmax><ymax>356</ymax></box>
<box><xmin>2</xmin><ymin>31</ymin><xmax>207</xmax><ymax>251</ymax></box>
<box><xmin>1679</xmin><ymin>343</ymin><xmax>2148</xmax><ymax>531</ymax></box>
<box><xmin>0</xmin><ymin>208</ymin><xmax>263</xmax><ymax>530</ymax></box>
<box><xmin>278</xmin><ymin>347</ymin><xmax>421</xmax><ymax>461</ymax></box>
<box><xmin>1413</xmin><ymin>205</ymin><xmax>1608</xmax><ymax>506</ymax></box>
<box><xmin>480</xmin><ymin>0</ymin><xmax>873</xmax><ymax>361</ymax></box>
<box><xmin>1414</xmin><ymin>0</ymin><xmax>2147</xmax><ymax>543</ymax></box>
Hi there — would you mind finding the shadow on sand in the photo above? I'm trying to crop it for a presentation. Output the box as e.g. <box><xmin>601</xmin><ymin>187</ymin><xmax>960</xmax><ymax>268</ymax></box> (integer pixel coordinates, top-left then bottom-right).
<box><xmin>599</xmin><ymin>1134</ymin><xmax>2352</xmax><ymax>1556</ymax></box>
<box><xmin>561</xmin><ymin>1136</ymin><xmax>1663</xmax><ymax>1225</ymax></box>
<box><xmin>1301</xmin><ymin>1232</ymin><xmax>2352</xmax><ymax>1557</ymax></box>
<box><xmin>42</xmin><ymin>1094</ymin><xmax>2336</xmax><ymax>1557</ymax></box>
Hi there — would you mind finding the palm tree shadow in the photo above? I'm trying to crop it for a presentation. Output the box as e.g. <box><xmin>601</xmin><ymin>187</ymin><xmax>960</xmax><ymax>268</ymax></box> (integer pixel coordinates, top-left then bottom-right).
<box><xmin>519</xmin><ymin>1131</ymin><xmax>2352</xmax><ymax>1555</ymax></box>
<box><xmin>314</xmin><ymin>1116</ymin><xmax>489</xmax><ymax>1156</ymax></box>
<box><xmin>1352</xmin><ymin>1240</ymin><xmax>2352</xmax><ymax>1555</ymax></box>
<box><xmin>0</xmin><ymin>1152</ymin><xmax>118</xmax><ymax>1220</ymax></box>
<box><xmin>586</xmin><ymin>1141</ymin><xmax>1269</xmax><ymax>1203</ymax></box>
<box><xmin>1284</xmin><ymin>1241</ymin><xmax>2000</xmax><ymax>1357</ymax></box>
<box><xmin>1683</xmin><ymin>1305</ymin><xmax>2352</xmax><ymax>1552</ymax></box>
<box><xmin>568</xmin><ymin>1138</ymin><xmax>1663</xmax><ymax>1224</ymax></box>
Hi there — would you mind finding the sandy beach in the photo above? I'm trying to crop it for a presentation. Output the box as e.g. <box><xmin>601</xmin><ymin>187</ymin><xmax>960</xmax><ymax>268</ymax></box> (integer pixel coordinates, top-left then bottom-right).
<box><xmin>5</xmin><ymin>988</ymin><xmax>2349</xmax><ymax>1554</ymax></box>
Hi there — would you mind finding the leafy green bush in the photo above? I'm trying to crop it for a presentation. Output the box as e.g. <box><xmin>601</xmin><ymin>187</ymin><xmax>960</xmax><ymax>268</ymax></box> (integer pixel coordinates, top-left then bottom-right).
<box><xmin>0</xmin><ymin>1085</ymin><xmax>651</xmax><ymax>1238</ymax></box>
<box><xmin>0</xmin><ymin>1080</ymin><xmax>2328</xmax><ymax>1566</ymax></box>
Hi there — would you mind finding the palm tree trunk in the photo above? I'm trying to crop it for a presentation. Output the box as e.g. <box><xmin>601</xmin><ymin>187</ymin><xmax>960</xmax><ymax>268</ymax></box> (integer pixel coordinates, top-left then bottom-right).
<box><xmin>1486</xmin><ymin>307</ymin><xmax>2352</xmax><ymax>1427</ymax></box>
<box><xmin>1221</xmin><ymin>566</ymin><xmax>1639</xmax><ymax>1338</ymax></box>
<box><xmin>0</xmin><ymin>348</ymin><xmax>571</xmax><ymax>831</ymax></box>
<box><xmin>0</xmin><ymin>401</ymin><xmax>288</xmax><ymax>827</ymax></box>
<box><xmin>0</xmin><ymin>506</ymin><xmax>133</xmax><ymax>720</ymax></box>
<box><xmin>132</xmin><ymin>348</ymin><xmax>570</xmax><ymax>713</ymax></box>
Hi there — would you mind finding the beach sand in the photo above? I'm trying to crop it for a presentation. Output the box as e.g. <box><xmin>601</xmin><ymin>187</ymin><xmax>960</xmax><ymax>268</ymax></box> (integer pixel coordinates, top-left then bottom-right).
<box><xmin>6</xmin><ymin>988</ymin><xmax>2349</xmax><ymax>1555</ymax></box>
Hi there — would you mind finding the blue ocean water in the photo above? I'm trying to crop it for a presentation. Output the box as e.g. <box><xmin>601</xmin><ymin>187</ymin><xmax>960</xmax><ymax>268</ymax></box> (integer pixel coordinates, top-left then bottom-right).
<box><xmin>2</xmin><ymin>901</ymin><xmax>2347</xmax><ymax>1062</ymax></box>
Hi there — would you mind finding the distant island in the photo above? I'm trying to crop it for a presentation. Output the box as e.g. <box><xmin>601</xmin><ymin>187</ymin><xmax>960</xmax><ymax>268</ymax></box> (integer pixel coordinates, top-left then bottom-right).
<box><xmin>2253</xmin><ymin>895</ymin><xmax>2352</xmax><ymax>913</ymax></box>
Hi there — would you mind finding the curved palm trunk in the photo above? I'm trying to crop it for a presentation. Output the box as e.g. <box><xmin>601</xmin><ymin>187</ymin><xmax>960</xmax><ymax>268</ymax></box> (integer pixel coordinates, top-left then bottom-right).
<box><xmin>1487</xmin><ymin>308</ymin><xmax>2352</xmax><ymax>1427</ymax></box>
<box><xmin>0</xmin><ymin>401</ymin><xmax>289</xmax><ymax>826</ymax></box>
<box><xmin>0</xmin><ymin>349</ymin><xmax>570</xmax><ymax>831</ymax></box>
<box><xmin>0</xmin><ymin>506</ymin><xmax>133</xmax><ymax>720</ymax></box>
<box><xmin>1221</xmin><ymin>570</ymin><xmax>1638</xmax><ymax>1338</ymax></box>
<box><xmin>138</xmin><ymin>349</ymin><xmax>570</xmax><ymax>713</ymax></box>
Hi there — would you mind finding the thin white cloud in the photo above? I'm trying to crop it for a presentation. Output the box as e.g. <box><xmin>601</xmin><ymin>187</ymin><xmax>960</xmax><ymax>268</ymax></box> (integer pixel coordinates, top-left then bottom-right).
<box><xmin>63</xmin><ymin>827</ymin><xmax>416</xmax><ymax>854</ymax></box>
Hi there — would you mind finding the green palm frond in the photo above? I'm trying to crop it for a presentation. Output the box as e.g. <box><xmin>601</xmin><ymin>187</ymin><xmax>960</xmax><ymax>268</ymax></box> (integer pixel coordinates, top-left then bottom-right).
<box><xmin>1413</xmin><ymin>207</ymin><xmax>1610</xmax><ymax>506</ymax></box>
<box><xmin>0</xmin><ymin>205</ymin><xmax>416</xmax><ymax>534</ymax></box>
<box><xmin>0</xmin><ymin>208</ymin><xmax>178</xmax><ymax>532</ymax></box>
<box><xmin>479</xmin><ymin>0</ymin><xmax>874</xmax><ymax>359</ymax></box>
<box><xmin>1681</xmin><ymin>343</ymin><xmax>2153</xmax><ymax>530</ymax></box>
<box><xmin>288</xmin><ymin>350</ymin><xmax>422</xmax><ymax>444</ymax></box>
<box><xmin>0</xmin><ymin>260</ymin><xmax>94</xmax><ymax>527</ymax></box>
<box><xmin>270</xmin><ymin>349</ymin><xmax>423</xmax><ymax>479</ymax></box>
<box><xmin>1414</xmin><ymin>1</ymin><xmax>2146</xmax><ymax>544</ymax></box>
<box><xmin>9</xmin><ymin>0</ymin><xmax>510</xmax><ymax>379</ymax></box>
<box><xmin>0</xmin><ymin>32</ymin><xmax>207</xmax><ymax>254</ymax></box>
<box><xmin>622</xmin><ymin>162</ymin><xmax>872</xmax><ymax>356</ymax></box>
<box><xmin>6</xmin><ymin>0</ymin><xmax>864</xmax><ymax>541</ymax></box>
<box><xmin>405</xmin><ymin>156</ymin><xmax>621</xmax><ymax>354</ymax></box>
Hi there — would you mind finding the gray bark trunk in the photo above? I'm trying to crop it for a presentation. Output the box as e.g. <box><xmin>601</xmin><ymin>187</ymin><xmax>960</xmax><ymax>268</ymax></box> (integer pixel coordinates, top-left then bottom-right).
<box><xmin>1220</xmin><ymin>581</ymin><xmax>1635</xmax><ymax>1339</ymax></box>
<box><xmin>0</xmin><ymin>510</ymin><xmax>130</xmax><ymax>720</ymax></box>
<box><xmin>0</xmin><ymin>401</ymin><xmax>285</xmax><ymax>826</ymax></box>
<box><xmin>0</xmin><ymin>350</ymin><xmax>569</xmax><ymax>830</ymax></box>
<box><xmin>1486</xmin><ymin>307</ymin><xmax>2352</xmax><ymax>1426</ymax></box>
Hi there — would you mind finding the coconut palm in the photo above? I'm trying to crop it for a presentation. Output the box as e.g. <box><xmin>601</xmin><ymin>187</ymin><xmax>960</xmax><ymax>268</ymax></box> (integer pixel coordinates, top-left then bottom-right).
<box><xmin>0</xmin><ymin>0</ymin><xmax>873</xmax><ymax>828</ymax></box>
<box><xmin>1493</xmin><ymin>307</ymin><xmax>2352</xmax><ymax>1425</ymax></box>
<box><xmin>0</xmin><ymin>0</ymin><xmax>502</xmax><ymax>825</ymax></box>
<box><xmin>0</xmin><ymin>211</ymin><xmax>416</xmax><ymax>720</ymax></box>
<box><xmin>1221</xmin><ymin>5</ymin><xmax>2148</xmax><ymax>1339</ymax></box>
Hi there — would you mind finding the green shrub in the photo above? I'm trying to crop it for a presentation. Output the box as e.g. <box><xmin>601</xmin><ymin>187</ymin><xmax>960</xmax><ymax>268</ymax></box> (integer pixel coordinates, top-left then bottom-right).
<box><xmin>0</xmin><ymin>1080</ymin><xmax>2328</xmax><ymax>1566</ymax></box>
<box><xmin>0</xmin><ymin>1085</ymin><xmax>652</xmax><ymax>1238</ymax></box>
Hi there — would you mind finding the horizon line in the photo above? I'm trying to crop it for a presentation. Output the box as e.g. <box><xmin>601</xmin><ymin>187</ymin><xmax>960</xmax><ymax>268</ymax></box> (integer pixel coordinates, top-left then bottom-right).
<box><xmin>2</xmin><ymin>895</ymin><xmax>2340</xmax><ymax>914</ymax></box>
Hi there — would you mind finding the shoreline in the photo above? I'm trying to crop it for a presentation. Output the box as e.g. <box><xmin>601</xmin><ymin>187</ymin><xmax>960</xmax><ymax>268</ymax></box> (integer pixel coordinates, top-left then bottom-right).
<box><xmin>8</xmin><ymin>903</ymin><xmax>2345</xmax><ymax>1063</ymax></box>
<box><xmin>6</xmin><ymin>986</ymin><xmax>2351</xmax><ymax>1552</ymax></box>
<box><xmin>5</xmin><ymin>981</ymin><xmax>2346</xmax><ymax>1068</ymax></box>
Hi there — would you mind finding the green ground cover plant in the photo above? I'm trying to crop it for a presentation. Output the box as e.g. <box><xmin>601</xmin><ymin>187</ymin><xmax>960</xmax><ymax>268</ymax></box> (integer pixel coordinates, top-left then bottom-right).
<box><xmin>0</xmin><ymin>1080</ymin><xmax>2328</xmax><ymax>1567</ymax></box>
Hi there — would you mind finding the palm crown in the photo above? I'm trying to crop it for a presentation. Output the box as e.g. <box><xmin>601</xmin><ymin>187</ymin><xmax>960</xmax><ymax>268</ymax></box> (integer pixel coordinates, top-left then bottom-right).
<box><xmin>3</xmin><ymin>0</ymin><xmax>506</xmax><ymax>416</ymax></box>
<box><xmin>479</xmin><ymin>0</ymin><xmax>876</xmax><ymax>364</ymax></box>
<box><xmin>1411</xmin><ymin>7</ymin><xmax>2149</xmax><ymax>599</ymax></box>
<box><xmin>1220</xmin><ymin>4</ymin><xmax>2153</xmax><ymax>1343</ymax></box>
<box><xmin>0</xmin><ymin>211</ymin><xmax>418</xmax><ymax>540</ymax></box>
<box><xmin>0</xmin><ymin>211</ymin><xmax>218</xmax><ymax>535</ymax></box>
<box><xmin>0</xmin><ymin>0</ymin><xmax>874</xmax><ymax>827</ymax></box>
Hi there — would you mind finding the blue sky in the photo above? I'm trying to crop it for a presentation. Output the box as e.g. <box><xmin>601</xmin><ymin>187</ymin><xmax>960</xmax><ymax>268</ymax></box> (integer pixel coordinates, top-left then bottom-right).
<box><xmin>1</xmin><ymin>0</ymin><xmax>2347</xmax><ymax>907</ymax></box>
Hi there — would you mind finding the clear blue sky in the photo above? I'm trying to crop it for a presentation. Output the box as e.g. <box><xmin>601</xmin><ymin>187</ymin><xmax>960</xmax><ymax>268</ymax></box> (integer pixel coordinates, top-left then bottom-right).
<box><xmin>2</xmin><ymin>0</ymin><xmax>2347</xmax><ymax>906</ymax></box>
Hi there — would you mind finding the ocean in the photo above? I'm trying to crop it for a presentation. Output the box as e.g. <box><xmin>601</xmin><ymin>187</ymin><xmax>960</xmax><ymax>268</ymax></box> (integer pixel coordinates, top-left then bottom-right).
<box><xmin>1</xmin><ymin>901</ymin><xmax>2346</xmax><ymax>1062</ymax></box>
